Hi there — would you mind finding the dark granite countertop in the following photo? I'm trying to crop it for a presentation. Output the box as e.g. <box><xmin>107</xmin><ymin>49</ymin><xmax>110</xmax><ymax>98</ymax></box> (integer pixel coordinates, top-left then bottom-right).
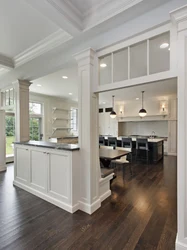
<box><xmin>14</xmin><ymin>141</ymin><xmax>80</xmax><ymax>151</ymax></box>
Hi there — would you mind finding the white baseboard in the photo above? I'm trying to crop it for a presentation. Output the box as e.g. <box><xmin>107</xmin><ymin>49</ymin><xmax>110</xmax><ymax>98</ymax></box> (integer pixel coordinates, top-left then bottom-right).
<box><xmin>100</xmin><ymin>190</ymin><xmax>111</xmax><ymax>202</ymax></box>
<box><xmin>13</xmin><ymin>180</ymin><xmax>79</xmax><ymax>214</ymax></box>
<box><xmin>0</xmin><ymin>165</ymin><xmax>6</xmax><ymax>172</ymax></box>
<box><xmin>79</xmin><ymin>198</ymin><xmax>101</xmax><ymax>214</ymax></box>
<box><xmin>176</xmin><ymin>236</ymin><xmax>187</xmax><ymax>250</ymax></box>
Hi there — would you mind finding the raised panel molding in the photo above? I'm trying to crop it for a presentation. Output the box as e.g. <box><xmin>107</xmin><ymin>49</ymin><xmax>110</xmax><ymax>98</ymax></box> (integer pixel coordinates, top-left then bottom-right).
<box><xmin>14</xmin><ymin>29</ymin><xmax>72</xmax><ymax>67</ymax></box>
<box><xmin>84</xmin><ymin>0</ymin><xmax>143</xmax><ymax>30</ymax></box>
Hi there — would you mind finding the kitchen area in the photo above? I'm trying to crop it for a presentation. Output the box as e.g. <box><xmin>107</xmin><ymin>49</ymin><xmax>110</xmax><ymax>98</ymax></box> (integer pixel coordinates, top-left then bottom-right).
<box><xmin>99</xmin><ymin>79</ymin><xmax>177</xmax><ymax>163</ymax></box>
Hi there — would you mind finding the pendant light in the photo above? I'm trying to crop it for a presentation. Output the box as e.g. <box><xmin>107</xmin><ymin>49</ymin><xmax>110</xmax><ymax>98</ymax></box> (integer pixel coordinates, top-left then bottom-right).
<box><xmin>139</xmin><ymin>91</ymin><xmax>147</xmax><ymax>117</ymax></box>
<box><xmin>110</xmin><ymin>95</ymin><xmax>116</xmax><ymax>119</ymax></box>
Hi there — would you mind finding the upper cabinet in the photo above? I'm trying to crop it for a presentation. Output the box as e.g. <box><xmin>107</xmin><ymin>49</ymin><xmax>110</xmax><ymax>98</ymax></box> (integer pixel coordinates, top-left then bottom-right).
<box><xmin>99</xmin><ymin>32</ymin><xmax>170</xmax><ymax>86</ymax></box>
<box><xmin>168</xmin><ymin>98</ymin><xmax>177</xmax><ymax>120</ymax></box>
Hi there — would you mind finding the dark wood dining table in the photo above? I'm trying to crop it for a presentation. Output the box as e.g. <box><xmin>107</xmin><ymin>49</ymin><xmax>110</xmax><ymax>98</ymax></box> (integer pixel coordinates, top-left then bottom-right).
<box><xmin>99</xmin><ymin>148</ymin><xmax>130</xmax><ymax>168</ymax></box>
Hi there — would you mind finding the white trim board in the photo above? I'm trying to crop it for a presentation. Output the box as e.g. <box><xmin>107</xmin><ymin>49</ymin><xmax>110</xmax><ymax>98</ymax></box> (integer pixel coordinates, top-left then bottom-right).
<box><xmin>14</xmin><ymin>30</ymin><xmax>72</xmax><ymax>67</ymax></box>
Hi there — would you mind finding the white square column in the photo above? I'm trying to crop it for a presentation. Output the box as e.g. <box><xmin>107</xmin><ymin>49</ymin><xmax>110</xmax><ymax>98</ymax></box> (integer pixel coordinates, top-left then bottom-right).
<box><xmin>171</xmin><ymin>5</ymin><xmax>187</xmax><ymax>250</ymax></box>
<box><xmin>14</xmin><ymin>80</ymin><xmax>31</xmax><ymax>142</ymax></box>
<box><xmin>0</xmin><ymin>110</ymin><xmax>6</xmax><ymax>172</ymax></box>
<box><xmin>74</xmin><ymin>48</ymin><xmax>101</xmax><ymax>214</ymax></box>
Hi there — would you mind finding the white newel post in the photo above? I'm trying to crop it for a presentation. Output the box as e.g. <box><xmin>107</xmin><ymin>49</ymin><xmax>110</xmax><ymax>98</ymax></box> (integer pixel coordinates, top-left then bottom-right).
<box><xmin>171</xmin><ymin>5</ymin><xmax>187</xmax><ymax>250</ymax></box>
<box><xmin>0</xmin><ymin>110</ymin><xmax>6</xmax><ymax>172</ymax></box>
<box><xmin>74</xmin><ymin>48</ymin><xmax>101</xmax><ymax>214</ymax></box>
<box><xmin>14</xmin><ymin>80</ymin><xmax>31</xmax><ymax>142</ymax></box>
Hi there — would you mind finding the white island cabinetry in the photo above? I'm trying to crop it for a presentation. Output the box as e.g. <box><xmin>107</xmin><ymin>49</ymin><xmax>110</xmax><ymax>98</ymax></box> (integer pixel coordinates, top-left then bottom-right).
<box><xmin>14</xmin><ymin>143</ymin><xmax>80</xmax><ymax>213</ymax></box>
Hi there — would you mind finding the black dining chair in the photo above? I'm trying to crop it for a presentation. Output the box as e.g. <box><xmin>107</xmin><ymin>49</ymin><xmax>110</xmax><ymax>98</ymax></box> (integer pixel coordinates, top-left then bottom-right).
<box><xmin>108</xmin><ymin>137</ymin><xmax>117</xmax><ymax>148</ymax></box>
<box><xmin>99</xmin><ymin>136</ymin><xmax>105</xmax><ymax>145</ymax></box>
<box><xmin>122</xmin><ymin>137</ymin><xmax>133</xmax><ymax>163</ymax></box>
<box><xmin>135</xmin><ymin>138</ymin><xmax>149</xmax><ymax>164</ymax></box>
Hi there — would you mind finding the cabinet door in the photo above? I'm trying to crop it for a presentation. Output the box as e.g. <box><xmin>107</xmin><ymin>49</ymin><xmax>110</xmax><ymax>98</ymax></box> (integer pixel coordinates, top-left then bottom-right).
<box><xmin>48</xmin><ymin>152</ymin><xmax>70</xmax><ymax>203</ymax></box>
<box><xmin>15</xmin><ymin>147</ymin><xmax>30</xmax><ymax>183</ymax></box>
<box><xmin>168</xmin><ymin>121</ymin><xmax>177</xmax><ymax>155</ymax></box>
<box><xmin>99</xmin><ymin>113</ymin><xmax>105</xmax><ymax>135</ymax></box>
<box><xmin>30</xmin><ymin>149</ymin><xmax>48</xmax><ymax>192</ymax></box>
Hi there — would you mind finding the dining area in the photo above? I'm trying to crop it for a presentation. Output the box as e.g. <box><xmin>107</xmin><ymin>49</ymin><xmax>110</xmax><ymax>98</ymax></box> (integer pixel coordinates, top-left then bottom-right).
<box><xmin>99</xmin><ymin>135</ymin><xmax>164</xmax><ymax>181</ymax></box>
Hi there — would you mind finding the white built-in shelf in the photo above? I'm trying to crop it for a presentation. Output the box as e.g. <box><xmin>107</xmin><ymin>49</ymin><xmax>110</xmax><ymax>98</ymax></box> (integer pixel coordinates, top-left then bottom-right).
<box><xmin>52</xmin><ymin>107</ymin><xmax>73</xmax><ymax>113</ymax></box>
<box><xmin>52</xmin><ymin>127</ymin><xmax>73</xmax><ymax>134</ymax></box>
<box><xmin>52</xmin><ymin>118</ymin><xmax>73</xmax><ymax>124</ymax></box>
<box><xmin>119</xmin><ymin>114</ymin><xmax>168</xmax><ymax>118</ymax></box>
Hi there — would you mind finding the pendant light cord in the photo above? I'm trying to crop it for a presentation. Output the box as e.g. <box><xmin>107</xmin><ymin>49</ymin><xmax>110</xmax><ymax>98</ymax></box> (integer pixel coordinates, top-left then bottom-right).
<box><xmin>142</xmin><ymin>91</ymin><xmax>144</xmax><ymax>109</ymax></box>
<box><xmin>112</xmin><ymin>95</ymin><xmax>114</xmax><ymax>110</ymax></box>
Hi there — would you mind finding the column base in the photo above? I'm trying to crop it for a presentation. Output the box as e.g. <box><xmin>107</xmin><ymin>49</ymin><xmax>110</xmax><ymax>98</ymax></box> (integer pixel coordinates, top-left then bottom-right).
<box><xmin>79</xmin><ymin>199</ymin><xmax>101</xmax><ymax>215</ymax></box>
<box><xmin>176</xmin><ymin>235</ymin><xmax>187</xmax><ymax>250</ymax></box>
<box><xmin>0</xmin><ymin>165</ymin><xmax>6</xmax><ymax>172</ymax></box>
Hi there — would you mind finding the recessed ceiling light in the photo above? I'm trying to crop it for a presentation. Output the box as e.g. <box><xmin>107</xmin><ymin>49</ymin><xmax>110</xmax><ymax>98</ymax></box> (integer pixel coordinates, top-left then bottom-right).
<box><xmin>102</xmin><ymin>102</ymin><xmax>106</xmax><ymax>104</ymax></box>
<box><xmin>136</xmin><ymin>98</ymin><xmax>139</xmax><ymax>100</ymax></box>
<box><xmin>100</xmin><ymin>63</ymin><xmax>107</xmax><ymax>68</ymax></box>
<box><xmin>37</xmin><ymin>84</ymin><xmax>42</xmax><ymax>87</ymax></box>
<box><xmin>69</xmin><ymin>93</ymin><xmax>72</xmax><ymax>95</ymax></box>
<box><xmin>160</xmin><ymin>43</ymin><xmax>169</xmax><ymax>49</ymax></box>
<box><xmin>62</xmin><ymin>76</ymin><xmax>68</xmax><ymax>79</ymax></box>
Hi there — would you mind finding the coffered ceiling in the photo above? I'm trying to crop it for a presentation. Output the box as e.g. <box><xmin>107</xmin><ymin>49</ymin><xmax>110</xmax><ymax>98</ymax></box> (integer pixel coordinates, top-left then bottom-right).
<box><xmin>0</xmin><ymin>0</ymin><xmax>185</xmax><ymax>89</ymax></box>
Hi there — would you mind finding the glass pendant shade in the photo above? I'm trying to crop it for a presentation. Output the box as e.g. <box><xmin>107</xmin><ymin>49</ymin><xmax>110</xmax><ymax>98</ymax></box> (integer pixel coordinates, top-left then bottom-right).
<box><xmin>139</xmin><ymin>91</ymin><xmax>147</xmax><ymax>117</ymax></box>
<box><xmin>110</xmin><ymin>110</ymin><xmax>116</xmax><ymax>118</ymax></box>
<box><xmin>139</xmin><ymin>108</ymin><xmax>147</xmax><ymax>117</ymax></box>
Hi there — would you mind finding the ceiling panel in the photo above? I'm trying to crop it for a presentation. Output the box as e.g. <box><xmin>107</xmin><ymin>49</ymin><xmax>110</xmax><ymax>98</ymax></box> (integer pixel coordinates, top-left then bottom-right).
<box><xmin>0</xmin><ymin>0</ymin><xmax>59</xmax><ymax>57</ymax></box>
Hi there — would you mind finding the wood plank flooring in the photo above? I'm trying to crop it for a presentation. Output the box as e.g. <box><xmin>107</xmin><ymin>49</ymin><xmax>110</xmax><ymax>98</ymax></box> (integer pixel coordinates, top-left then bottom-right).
<box><xmin>0</xmin><ymin>156</ymin><xmax>177</xmax><ymax>250</ymax></box>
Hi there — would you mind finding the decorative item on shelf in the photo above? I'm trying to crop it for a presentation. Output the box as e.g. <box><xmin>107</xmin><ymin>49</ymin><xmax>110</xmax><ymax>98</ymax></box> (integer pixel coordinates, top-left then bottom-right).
<box><xmin>139</xmin><ymin>91</ymin><xmax>147</xmax><ymax>117</ymax></box>
<box><xmin>110</xmin><ymin>95</ymin><xmax>117</xmax><ymax>119</ymax></box>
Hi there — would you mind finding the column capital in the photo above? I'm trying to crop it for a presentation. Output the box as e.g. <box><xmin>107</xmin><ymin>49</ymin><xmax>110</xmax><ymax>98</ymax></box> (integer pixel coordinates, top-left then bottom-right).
<box><xmin>170</xmin><ymin>4</ymin><xmax>187</xmax><ymax>32</ymax></box>
<box><xmin>74</xmin><ymin>48</ymin><xmax>96</xmax><ymax>67</ymax></box>
<box><xmin>13</xmin><ymin>80</ymin><xmax>32</xmax><ymax>90</ymax></box>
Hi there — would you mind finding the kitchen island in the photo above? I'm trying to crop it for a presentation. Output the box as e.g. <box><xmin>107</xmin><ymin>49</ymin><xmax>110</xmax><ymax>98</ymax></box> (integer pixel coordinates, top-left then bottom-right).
<box><xmin>13</xmin><ymin>141</ymin><xmax>80</xmax><ymax>213</ymax></box>
<box><xmin>103</xmin><ymin>136</ymin><xmax>164</xmax><ymax>163</ymax></box>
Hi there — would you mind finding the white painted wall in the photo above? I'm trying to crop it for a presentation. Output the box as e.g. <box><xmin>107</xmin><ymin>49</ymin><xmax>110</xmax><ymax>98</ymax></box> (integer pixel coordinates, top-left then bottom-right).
<box><xmin>119</xmin><ymin>121</ymin><xmax>168</xmax><ymax>137</ymax></box>
<box><xmin>29</xmin><ymin>93</ymin><xmax>78</xmax><ymax>140</ymax></box>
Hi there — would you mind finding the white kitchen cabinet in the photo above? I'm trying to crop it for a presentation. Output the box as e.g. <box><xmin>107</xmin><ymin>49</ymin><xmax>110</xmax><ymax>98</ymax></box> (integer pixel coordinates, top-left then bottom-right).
<box><xmin>30</xmin><ymin>149</ymin><xmax>48</xmax><ymax>192</ymax></box>
<box><xmin>14</xmin><ymin>144</ymin><xmax>80</xmax><ymax>213</ymax></box>
<box><xmin>15</xmin><ymin>146</ymin><xmax>30</xmax><ymax>183</ymax></box>
<box><xmin>168</xmin><ymin>98</ymin><xmax>177</xmax><ymax>120</ymax></box>
<box><xmin>168</xmin><ymin>121</ymin><xmax>177</xmax><ymax>155</ymax></box>
<box><xmin>99</xmin><ymin>111</ymin><xmax>118</xmax><ymax>136</ymax></box>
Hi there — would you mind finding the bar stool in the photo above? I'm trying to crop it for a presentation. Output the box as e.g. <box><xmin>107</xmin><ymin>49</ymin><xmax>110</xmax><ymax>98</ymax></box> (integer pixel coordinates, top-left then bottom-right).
<box><xmin>122</xmin><ymin>137</ymin><xmax>133</xmax><ymax>163</ymax></box>
<box><xmin>108</xmin><ymin>137</ymin><xmax>117</xmax><ymax>148</ymax></box>
<box><xmin>135</xmin><ymin>138</ymin><xmax>149</xmax><ymax>164</ymax></box>
<box><xmin>99</xmin><ymin>136</ymin><xmax>105</xmax><ymax>145</ymax></box>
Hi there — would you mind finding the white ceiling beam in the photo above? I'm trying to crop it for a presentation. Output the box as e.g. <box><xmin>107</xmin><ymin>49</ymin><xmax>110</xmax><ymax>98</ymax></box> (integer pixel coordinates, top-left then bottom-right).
<box><xmin>25</xmin><ymin>0</ymin><xmax>83</xmax><ymax>37</ymax></box>
<box><xmin>0</xmin><ymin>54</ymin><xmax>14</xmax><ymax>70</ymax></box>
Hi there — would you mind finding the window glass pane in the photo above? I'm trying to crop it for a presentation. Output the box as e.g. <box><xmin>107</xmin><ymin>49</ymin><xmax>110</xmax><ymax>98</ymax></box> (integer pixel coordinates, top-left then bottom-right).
<box><xmin>5</xmin><ymin>114</ymin><xmax>15</xmax><ymax>156</ymax></box>
<box><xmin>29</xmin><ymin>102</ymin><xmax>42</xmax><ymax>115</ymax></box>
<box><xmin>149</xmin><ymin>32</ymin><xmax>170</xmax><ymax>74</ymax></box>
<box><xmin>70</xmin><ymin>109</ymin><xmax>78</xmax><ymax>131</ymax></box>
<box><xmin>30</xmin><ymin>117</ymin><xmax>41</xmax><ymax>141</ymax></box>
<box><xmin>113</xmin><ymin>48</ymin><xmax>128</xmax><ymax>82</ymax></box>
<box><xmin>130</xmin><ymin>41</ymin><xmax>147</xmax><ymax>79</ymax></box>
<box><xmin>99</xmin><ymin>54</ymin><xmax>112</xmax><ymax>85</ymax></box>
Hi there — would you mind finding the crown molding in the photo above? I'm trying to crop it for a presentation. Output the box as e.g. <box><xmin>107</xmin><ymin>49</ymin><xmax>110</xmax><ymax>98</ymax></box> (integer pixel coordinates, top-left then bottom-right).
<box><xmin>0</xmin><ymin>54</ymin><xmax>14</xmax><ymax>69</ymax></box>
<box><xmin>14</xmin><ymin>29</ymin><xmax>72</xmax><ymax>67</ymax></box>
<box><xmin>170</xmin><ymin>4</ymin><xmax>187</xmax><ymax>32</ymax></box>
<box><xmin>83</xmin><ymin>0</ymin><xmax>143</xmax><ymax>30</ymax></box>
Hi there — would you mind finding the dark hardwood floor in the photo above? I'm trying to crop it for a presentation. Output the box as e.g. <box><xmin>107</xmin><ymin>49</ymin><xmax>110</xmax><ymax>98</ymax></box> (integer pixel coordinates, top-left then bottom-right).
<box><xmin>0</xmin><ymin>156</ymin><xmax>177</xmax><ymax>250</ymax></box>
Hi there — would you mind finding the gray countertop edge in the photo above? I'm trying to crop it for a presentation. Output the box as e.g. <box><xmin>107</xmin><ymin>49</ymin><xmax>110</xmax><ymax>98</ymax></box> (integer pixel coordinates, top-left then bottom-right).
<box><xmin>14</xmin><ymin>141</ymin><xmax>80</xmax><ymax>151</ymax></box>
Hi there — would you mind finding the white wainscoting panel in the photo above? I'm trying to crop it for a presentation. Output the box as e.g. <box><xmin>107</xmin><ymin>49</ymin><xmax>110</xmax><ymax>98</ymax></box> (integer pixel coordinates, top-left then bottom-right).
<box><xmin>49</xmin><ymin>152</ymin><xmax>70</xmax><ymax>202</ymax></box>
<box><xmin>16</xmin><ymin>147</ymin><xmax>30</xmax><ymax>183</ymax></box>
<box><xmin>30</xmin><ymin>150</ymin><xmax>47</xmax><ymax>191</ymax></box>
